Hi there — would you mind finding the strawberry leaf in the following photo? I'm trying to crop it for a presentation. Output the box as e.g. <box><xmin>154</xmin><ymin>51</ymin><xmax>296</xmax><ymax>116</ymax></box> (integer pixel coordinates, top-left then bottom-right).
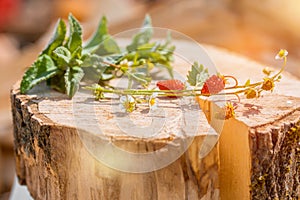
<box><xmin>187</xmin><ymin>62</ymin><xmax>209</xmax><ymax>87</ymax></box>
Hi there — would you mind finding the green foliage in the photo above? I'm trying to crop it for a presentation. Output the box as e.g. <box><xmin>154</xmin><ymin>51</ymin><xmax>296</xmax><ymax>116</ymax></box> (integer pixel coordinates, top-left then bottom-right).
<box><xmin>20</xmin><ymin>14</ymin><xmax>175</xmax><ymax>98</ymax></box>
<box><xmin>20</xmin><ymin>55</ymin><xmax>58</xmax><ymax>93</ymax></box>
<box><xmin>21</xmin><ymin>14</ymin><xmax>84</xmax><ymax>98</ymax></box>
<box><xmin>126</xmin><ymin>15</ymin><xmax>153</xmax><ymax>52</ymax></box>
<box><xmin>187</xmin><ymin>62</ymin><xmax>209</xmax><ymax>87</ymax></box>
<box><xmin>67</xmin><ymin>14</ymin><xmax>82</xmax><ymax>54</ymax></box>
<box><xmin>53</xmin><ymin>46</ymin><xmax>71</xmax><ymax>66</ymax></box>
<box><xmin>42</xmin><ymin>19</ymin><xmax>66</xmax><ymax>55</ymax></box>
<box><xmin>83</xmin><ymin>16</ymin><xmax>120</xmax><ymax>55</ymax></box>
<box><xmin>64</xmin><ymin>66</ymin><xmax>84</xmax><ymax>98</ymax></box>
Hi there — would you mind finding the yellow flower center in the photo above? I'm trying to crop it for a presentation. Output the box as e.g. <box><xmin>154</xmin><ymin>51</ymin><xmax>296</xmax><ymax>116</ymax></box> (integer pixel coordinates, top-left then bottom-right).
<box><xmin>149</xmin><ymin>98</ymin><xmax>156</xmax><ymax>106</ymax></box>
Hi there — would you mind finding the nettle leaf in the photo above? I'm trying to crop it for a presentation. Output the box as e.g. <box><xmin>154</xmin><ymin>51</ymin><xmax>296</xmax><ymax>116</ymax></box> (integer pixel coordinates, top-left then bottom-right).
<box><xmin>126</xmin><ymin>15</ymin><xmax>153</xmax><ymax>52</ymax></box>
<box><xmin>48</xmin><ymin>71</ymin><xmax>66</xmax><ymax>93</ymax></box>
<box><xmin>81</xmin><ymin>54</ymin><xmax>113</xmax><ymax>68</ymax></box>
<box><xmin>69</xmin><ymin>46</ymin><xmax>84</xmax><ymax>67</ymax></box>
<box><xmin>64</xmin><ymin>66</ymin><xmax>84</xmax><ymax>98</ymax></box>
<box><xmin>81</xmin><ymin>54</ymin><xmax>118</xmax><ymax>81</ymax></box>
<box><xmin>95</xmin><ymin>35</ymin><xmax>120</xmax><ymax>56</ymax></box>
<box><xmin>187</xmin><ymin>62</ymin><xmax>209</xmax><ymax>87</ymax></box>
<box><xmin>53</xmin><ymin>46</ymin><xmax>71</xmax><ymax>66</ymax></box>
<box><xmin>71</xmin><ymin>46</ymin><xmax>82</xmax><ymax>60</ymax></box>
<box><xmin>84</xmin><ymin>16</ymin><xmax>107</xmax><ymax>53</ymax></box>
<box><xmin>42</xmin><ymin>19</ymin><xmax>66</xmax><ymax>55</ymax></box>
<box><xmin>21</xmin><ymin>55</ymin><xmax>58</xmax><ymax>93</ymax></box>
<box><xmin>67</xmin><ymin>14</ymin><xmax>82</xmax><ymax>54</ymax></box>
<box><xmin>83</xmin><ymin>16</ymin><xmax>120</xmax><ymax>55</ymax></box>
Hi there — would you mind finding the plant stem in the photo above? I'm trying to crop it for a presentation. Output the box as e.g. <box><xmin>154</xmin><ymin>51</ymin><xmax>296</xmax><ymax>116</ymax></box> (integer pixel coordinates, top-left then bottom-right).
<box><xmin>88</xmin><ymin>55</ymin><xmax>287</xmax><ymax>99</ymax></box>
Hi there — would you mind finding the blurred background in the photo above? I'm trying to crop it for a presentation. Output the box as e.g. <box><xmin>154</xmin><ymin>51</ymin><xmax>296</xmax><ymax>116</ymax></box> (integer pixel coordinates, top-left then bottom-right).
<box><xmin>1</xmin><ymin>0</ymin><xmax>300</xmax><ymax>198</ymax></box>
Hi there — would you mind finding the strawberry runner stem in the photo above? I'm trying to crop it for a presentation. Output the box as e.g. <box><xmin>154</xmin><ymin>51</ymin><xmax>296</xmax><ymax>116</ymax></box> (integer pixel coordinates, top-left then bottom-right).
<box><xmin>85</xmin><ymin>86</ymin><xmax>251</xmax><ymax>98</ymax></box>
<box><xmin>86</xmin><ymin>49</ymin><xmax>287</xmax><ymax>101</ymax></box>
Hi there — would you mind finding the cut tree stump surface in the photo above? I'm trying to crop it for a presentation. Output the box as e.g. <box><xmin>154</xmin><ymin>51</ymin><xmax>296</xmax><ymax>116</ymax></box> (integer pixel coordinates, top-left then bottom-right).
<box><xmin>11</xmin><ymin>43</ymin><xmax>300</xmax><ymax>200</ymax></box>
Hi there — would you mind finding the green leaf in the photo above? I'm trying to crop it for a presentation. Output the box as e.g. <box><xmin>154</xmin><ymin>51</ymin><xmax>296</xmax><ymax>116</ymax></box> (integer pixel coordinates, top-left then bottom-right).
<box><xmin>42</xmin><ymin>19</ymin><xmax>67</xmax><ymax>55</ymax></box>
<box><xmin>244</xmin><ymin>79</ymin><xmax>251</xmax><ymax>87</ymax></box>
<box><xmin>126</xmin><ymin>71</ymin><xmax>151</xmax><ymax>87</ymax></box>
<box><xmin>71</xmin><ymin>46</ymin><xmax>82</xmax><ymax>60</ymax></box>
<box><xmin>95</xmin><ymin>35</ymin><xmax>120</xmax><ymax>55</ymax></box>
<box><xmin>67</xmin><ymin>14</ymin><xmax>82</xmax><ymax>54</ymax></box>
<box><xmin>81</xmin><ymin>54</ymin><xmax>112</xmax><ymax>68</ymax></box>
<box><xmin>83</xmin><ymin>16</ymin><xmax>120</xmax><ymax>55</ymax></box>
<box><xmin>187</xmin><ymin>62</ymin><xmax>209</xmax><ymax>87</ymax></box>
<box><xmin>84</xmin><ymin>16</ymin><xmax>108</xmax><ymax>52</ymax></box>
<box><xmin>20</xmin><ymin>55</ymin><xmax>58</xmax><ymax>93</ymax></box>
<box><xmin>64</xmin><ymin>66</ymin><xmax>84</xmax><ymax>97</ymax></box>
<box><xmin>48</xmin><ymin>71</ymin><xmax>66</xmax><ymax>93</ymax></box>
<box><xmin>53</xmin><ymin>46</ymin><xmax>71</xmax><ymax>65</ymax></box>
<box><xmin>126</xmin><ymin>15</ymin><xmax>153</xmax><ymax>52</ymax></box>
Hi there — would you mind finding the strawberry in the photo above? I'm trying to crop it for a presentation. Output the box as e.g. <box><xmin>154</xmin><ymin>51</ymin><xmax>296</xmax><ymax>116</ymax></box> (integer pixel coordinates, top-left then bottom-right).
<box><xmin>201</xmin><ymin>75</ymin><xmax>225</xmax><ymax>95</ymax></box>
<box><xmin>156</xmin><ymin>79</ymin><xmax>184</xmax><ymax>98</ymax></box>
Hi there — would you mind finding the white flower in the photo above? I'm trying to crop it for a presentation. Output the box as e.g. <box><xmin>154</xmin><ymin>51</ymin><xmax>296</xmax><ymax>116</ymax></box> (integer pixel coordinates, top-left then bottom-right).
<box><xmin>275</xmin><ymin>49</ymin><xmax>288</xmax><ymax>60</ymax></box>
<box><xmin>148</xmin><ymin>93</ymin><xmax>158</xmax><ymax>110</ymax></box>
<box><xmin>119</xmin><ymin>95</ymin><xmax>136</xmax><ymax>113</ymax></box>
<box><xmin>120</xmin><ymin>59</ymin><xmax>133</xmax><ymax>67</ymax></box>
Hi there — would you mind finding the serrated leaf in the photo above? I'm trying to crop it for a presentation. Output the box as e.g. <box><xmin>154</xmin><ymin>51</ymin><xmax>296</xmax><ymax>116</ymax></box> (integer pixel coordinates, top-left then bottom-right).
<box><xmin>84</xmin><ymin>16</ymin><xmax>107</xmax><ymax>52</ymax></box>
<box><xmin>64</xmin><ymin>66</ymin><xmax>84</xmax><ymax>98</ymax></box>
<box><xmin>83</xmin><ymin>17</ymin><xmax>120</xmax><ymax>55</ymax></box>
<box><xmin>42</xmin><ymin>19</ymin><xmax>66</xmax><ymax>55</ymax></box>
<box><xmin>20</xmin><ymin>55</ymin><xmax>58</xmax><ymax>94</ymax></box>
<box><xmin>126</xmin><ymin>15</ymin><xmax>153</xmax><ymax>52</ymax></box>
<box><xmin>95</xmin><ymin>35</ymin><xmax>120</xmax><ymax>55</ymax></box>
<box><xmin>187</xmin><ymin>62</ymin><xmax>209</xmax><ymax>87</ymax></box>
<box><xmin>71</xmin><ymin>46</ymin><xmax>82</xmax><ymax>60</ymax></box>
<box><xmin>67</xmin><ymin>14</ymin><xmax>82</xmax><ymax>54</ymax></box>
<box><xmin>53</xmin><ymin>46</ymin><xmax>71</xmax><ymax>65</ymax></box>
<box><xmin>69</xmin><ymin>46</ymin><xmax>83</xmax><ymax>66</ymax></box>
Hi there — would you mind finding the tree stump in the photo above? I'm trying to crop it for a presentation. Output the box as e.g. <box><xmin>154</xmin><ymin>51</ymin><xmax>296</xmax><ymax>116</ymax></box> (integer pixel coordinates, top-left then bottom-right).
<box><xmin>11</xmin><ymin>44</ymin><xmax>300</xmax><ymax>199</ymax></box>
<box><xmin>203</xmin><ymin>46</ymin><xmax>300</xmax><ymax>199</ymax></box>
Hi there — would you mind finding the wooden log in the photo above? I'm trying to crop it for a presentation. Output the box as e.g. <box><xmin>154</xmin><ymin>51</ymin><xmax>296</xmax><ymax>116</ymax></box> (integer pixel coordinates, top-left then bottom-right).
<box><xmin>11</xmin><ymin>84</ymin><xmax>220</xmax><ymax>199</ymax></box>
<box><xmin>11</xmin><ymin>43</ymin><xmax>300</xmax><ymax>199</ymax></box>
<box><xmin>10</xmin><ymin>41</ymin><xmax>221</xmax><ymax>199</ymax></box>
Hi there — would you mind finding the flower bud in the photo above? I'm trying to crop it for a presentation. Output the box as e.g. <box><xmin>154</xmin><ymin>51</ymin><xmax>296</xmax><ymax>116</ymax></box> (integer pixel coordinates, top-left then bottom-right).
<box><xmin>261</xmin><ymin>78</ymin><xmax>275</xmax><ymax>91</ymax></box>
<box><xmin>245</xmin><ymin>88</ymin><xmax>257</xmax><ymax>99</ymax></box>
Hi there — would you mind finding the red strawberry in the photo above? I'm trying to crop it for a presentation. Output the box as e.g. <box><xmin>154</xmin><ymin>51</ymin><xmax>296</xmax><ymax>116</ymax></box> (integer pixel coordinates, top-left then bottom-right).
<box><xmin>201</xmin><ymin>75</ymin><xmax>225</xmax><ymax>95</ymax></box>
<box><xmin>156</xmin><ymin>79</ymin><xmax>184</xmax><ymax>98</ymax></box>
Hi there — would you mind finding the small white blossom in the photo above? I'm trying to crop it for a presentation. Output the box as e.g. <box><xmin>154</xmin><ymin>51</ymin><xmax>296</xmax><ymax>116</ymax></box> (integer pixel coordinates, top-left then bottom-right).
<box><xmin>148</xmin><ymin>93</ymin><xmax>158</xmax><ymax>110</ymax></box>
<box><xmin>119</xmin><ymin>95</ymin><xmax>136</xmax><ymax>112</ymax></box>
<box><xmin>275</xmin><ymin>49</ymin><xmax>288</xmax><ymax>60</ymax></box>
<box><xmin>120</xmin><ymin>59</ymin><xmax>133</xmax><ymax>67</ymax></box>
